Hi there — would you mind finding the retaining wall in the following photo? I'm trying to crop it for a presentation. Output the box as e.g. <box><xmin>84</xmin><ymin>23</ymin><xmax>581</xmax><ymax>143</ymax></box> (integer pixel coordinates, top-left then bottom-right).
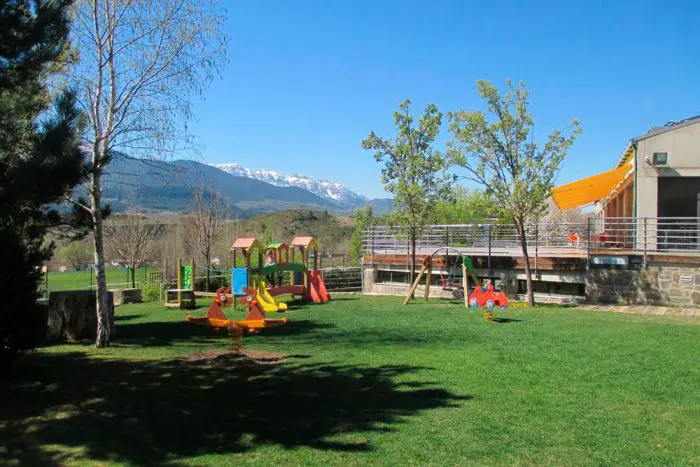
<box><xmin>364</xmin><ymin>262</ymin><xmax>700</xmax><ymax>307</ymax></box>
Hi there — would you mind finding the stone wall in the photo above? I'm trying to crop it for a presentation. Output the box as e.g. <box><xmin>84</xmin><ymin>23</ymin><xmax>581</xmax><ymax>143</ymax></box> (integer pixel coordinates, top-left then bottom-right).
<box><xmin>366</xmin><ymin>262</ymin><xmax>700</xmax><ymax>306</ymax></box>
<box><xmin>586</xmin><ymin>263</ymin><xmax>700</xmax><ymax>306</ymax></box>
<box><xmin>47</xmin><ymin>290</ymin><xmax>114</xmax><ymax>342</ymax></box>
<box><xmin>111</xmin><ymin>288</ymin><xmax>142</xmax><ymax>306</ymax></box>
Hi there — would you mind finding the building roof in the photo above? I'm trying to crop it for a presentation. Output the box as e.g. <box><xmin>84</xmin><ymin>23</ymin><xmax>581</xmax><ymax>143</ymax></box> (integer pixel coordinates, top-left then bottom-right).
<box><xmin>616</xmin><ymin>115</ymin><xmax>700</xmax><ymax>168</ymax></box>
<box><xmin>615</xmin><ymin>142</ymin><xmax>636</xmax><ymax>168</ymax></box>
<box><xmin>631</xmin><ymin>115</ymin><xmax>700</xmax><ymax>142</ymax></box>
<box><xmin>231</xmin><ymin>237</ymin><xmax>262</xmax><ymax>250</ymax></box>
<box><xmin>266</xmin><ymin>242</ymin><xmax>288</xmax><ymax>249</ymax></box>
<box><xmin>290</xmin><ymin>236</ymin><xmax>318</xmax><ymax>249</ymax></box>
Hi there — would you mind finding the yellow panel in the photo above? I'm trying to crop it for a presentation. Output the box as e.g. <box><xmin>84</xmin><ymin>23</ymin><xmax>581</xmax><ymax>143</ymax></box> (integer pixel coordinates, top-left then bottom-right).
<box><xmin>551</xmin><ymin>165</ymin><xmax>632</xmax><ymax>210</ymax></box>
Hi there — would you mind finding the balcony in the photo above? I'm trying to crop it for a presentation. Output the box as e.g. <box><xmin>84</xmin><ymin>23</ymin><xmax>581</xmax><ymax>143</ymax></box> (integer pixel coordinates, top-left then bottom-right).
<box><xmin>362</xmin><ymin>217</ymin><xmax>700</xmax><ymax>265</ymax></box>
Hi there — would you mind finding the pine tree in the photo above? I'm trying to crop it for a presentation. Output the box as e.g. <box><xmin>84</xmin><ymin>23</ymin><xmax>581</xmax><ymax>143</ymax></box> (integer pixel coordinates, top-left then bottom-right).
<box><xmin>0</xmin><ymin>0</ymin><xmax>88</xmax><ymax>377</ymax></box>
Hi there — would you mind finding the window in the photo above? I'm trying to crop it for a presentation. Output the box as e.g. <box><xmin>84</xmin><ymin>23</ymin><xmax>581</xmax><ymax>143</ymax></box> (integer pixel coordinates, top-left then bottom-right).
<box><xmin>652</xmin><ymin>152</ymin><xmax>668</xmax><ymax>165</ymax></box>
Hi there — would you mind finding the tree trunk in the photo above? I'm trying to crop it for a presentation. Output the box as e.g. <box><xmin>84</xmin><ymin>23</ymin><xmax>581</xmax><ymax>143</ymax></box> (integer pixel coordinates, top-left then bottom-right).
<box><xmin>205</xmin><ymin>252</ymin><xmax>210</xmax><ymax>292</ymax></box>
<box><xmin>131</xmin><ymin>267</ymin><xmax>136</xmax><ymax>288</ymax></box>
<box><xmin>91</xmin><ymin>172</ymin><xmax>112</xmax><ymax>347</ymax></box>
<box><xmin>409</xmin><ymin>231</ymin><xmax>416</xmax><ymax>299</ymax></box>
<box><xmin>516</xmin><ymin>219</ymin><xmax>535</xmax><ymax>307</ymax></box>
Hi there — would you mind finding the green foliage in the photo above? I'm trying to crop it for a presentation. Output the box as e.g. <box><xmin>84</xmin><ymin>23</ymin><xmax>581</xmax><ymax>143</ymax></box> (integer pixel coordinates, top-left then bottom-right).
<box><xmin>0</xmin><ymin>0</ymin><xmax>87</xmax><ymax>376</ymax></box>
<box><xmin>448</xmin><ymin>80</ymin><xmax>581</xmax><ymax>225</ymax></box>
<box><xmin>447</xmin><ymin>80</ymin><xmax>581</xmax><ymax>305</ymax></box>
<box><xmin>261</xmin><ymin>222</ymin><xmax>273</xmax><ymax>246</ymax></box>
<box><xmin>362</xmin><ymin>100</ymin><xmax>451</xmax><ymax>272</ymax></box>
<box><xmin>235</xmin><ymin>210</ymin><xmax>354</xmax><ymax>253</ymax></box>
<box><xmin>58</xmin><ymin>240</ymin><xmax>92</xmax><ymax>270</ymax></box>
<box><xmin>434</xmin><ymin>186</ymin><xmax>506</xmax><ymax>224</ymax></box>
<box><xmin>194</xmin><ymin>269</ymin><xmax>227</xmax><ymax>292</ymax></box>
<box><xmin>350</xmin><ymin>205</ymin><xmax>377</xmax><ymax>261</ymax></box>
<box><xmin>141</xmin><ymin>283</ymin><xmax>161</xmax><ymax>302</ymax></box>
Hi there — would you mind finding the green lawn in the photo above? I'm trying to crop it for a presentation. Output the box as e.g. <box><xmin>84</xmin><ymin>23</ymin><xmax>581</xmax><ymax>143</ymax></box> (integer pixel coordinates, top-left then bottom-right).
<box><xmin>45</xmin><ymin>266</ymin><xmax>156</xmax><ymax>292</ymax></box>
<box><xmin>2</xmin><ymin>296</ymin><xmax>699</xmax><ymax>465</ymax></box>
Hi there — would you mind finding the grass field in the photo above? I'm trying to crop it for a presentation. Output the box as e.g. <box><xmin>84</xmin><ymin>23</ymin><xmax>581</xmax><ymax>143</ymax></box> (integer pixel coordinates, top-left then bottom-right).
<box><xmin>44</xmin><ymin>266</ymin><xmax>156</xmax><ymax>292</ymax></box>
<box><xmin>2</xmin><ymin>296</ymin><xmax>699</xmax><ymax>465</ymax></box>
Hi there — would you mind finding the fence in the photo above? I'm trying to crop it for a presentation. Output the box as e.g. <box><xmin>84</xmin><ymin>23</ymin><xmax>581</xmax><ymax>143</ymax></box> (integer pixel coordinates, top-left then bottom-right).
<box><xmin>362</xmin><ymin>217</ymin><xmax>700</xmax><ymax>261</ymax></box>
<box><xmin>319</xmin><ymin>267</ymin><xmax>362</xmax><ymax>292</ymax></box>
<box><xmin>43</xmin><ymin>261</ymin><xmax>361</xmax><ymax>298</ymax></box>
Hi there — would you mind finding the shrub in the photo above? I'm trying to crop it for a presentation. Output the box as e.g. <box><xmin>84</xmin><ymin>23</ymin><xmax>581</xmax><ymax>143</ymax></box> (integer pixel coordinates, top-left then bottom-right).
<box><xmin>141</xmin><ymin>282</ymin><xmax>162</xmax><ymax>302</ymax></box>
<box><xmin>194</xmin><ymin>269</ymin><xmax>228</xmax><ymax>292</ymax></box>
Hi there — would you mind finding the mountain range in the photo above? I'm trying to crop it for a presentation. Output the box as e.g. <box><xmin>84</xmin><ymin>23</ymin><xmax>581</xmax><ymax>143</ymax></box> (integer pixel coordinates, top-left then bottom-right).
<box><xmin>214</xmin><ymin>163</ymin><xmax>366</xmax><ymax>208</ymax></box>
<box><xmin>99</xmin><ymin>155</ymin><xmax>392</xmax><ymax>216</ymax></box>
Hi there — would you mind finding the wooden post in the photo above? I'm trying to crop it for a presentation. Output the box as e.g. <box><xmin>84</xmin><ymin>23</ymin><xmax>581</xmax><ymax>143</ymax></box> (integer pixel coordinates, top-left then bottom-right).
<box><xmin>163</xmin><ymin>258</ymin><xmax>168</xmax><ymax>301</ymax></box>
<box><xmin>176</xmin><ymin>257</ymin><xmax>182</xmax><ymax>305</ymax></box>
<box><xmin>403</xmin><ymin>262</ymin><xmax>428</xmax><ymax>305</ymax></box>
<box><xmin>423</xmin><ymin>264</ymin><xmax>432</xmax><ymax>302</ymax></box>
<box><xmin>462</xmin><ymin>262</ymin><xmax>468</xmax><ymax>308</ymax></box>
<box><xmin>191</xmin><ymin>259</ymin><xmax>196</xmax><ymax>292</ymax></box>
<box><xmin>302</xmin><ymin>247</ymin><xmax>308</xmax><ymax>290</ymax></box>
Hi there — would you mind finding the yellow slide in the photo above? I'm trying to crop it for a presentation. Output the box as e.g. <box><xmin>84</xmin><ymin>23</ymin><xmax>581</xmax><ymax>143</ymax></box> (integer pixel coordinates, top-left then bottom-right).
<box><xmin>256</xmin><ymin>281</ymin><xmax>288</xmax><ymax>312</ymax></box>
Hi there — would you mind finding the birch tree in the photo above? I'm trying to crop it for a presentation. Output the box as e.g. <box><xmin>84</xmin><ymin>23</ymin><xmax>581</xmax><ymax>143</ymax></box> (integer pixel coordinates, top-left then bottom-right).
<box><xmin>66</xmin><ymin>0</ymin><xmax>227</xmax><ymax>346</ymax></box>
<box><xmin>448</xmin><ymin>80</ymin><xmax>581</xmax><ymax>306</ymax></box>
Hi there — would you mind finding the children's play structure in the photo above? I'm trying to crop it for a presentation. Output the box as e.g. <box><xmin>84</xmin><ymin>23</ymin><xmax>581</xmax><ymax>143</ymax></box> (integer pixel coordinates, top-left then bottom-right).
<box><xmin>164</xmin><ymin>258</ymin><xmax>196</xmax><ymax>309</ymax></box>
<box><xmin>183</xmin><ymin>234</ymin><xmax>331</xmax><ymax>333</ymax></box>
<box><xmin>231</xmin><ymin>235</ymin><xmax>330</xmax><ymax>306</ymax></box>
<box><xmin>403</xmin><ymin>247</ymin><xmax>509</xmax><ymax>321</ymax></box>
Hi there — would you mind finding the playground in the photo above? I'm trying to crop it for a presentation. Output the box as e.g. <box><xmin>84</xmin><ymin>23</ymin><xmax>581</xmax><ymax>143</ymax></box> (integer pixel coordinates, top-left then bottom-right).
<box><xmin>170</xmin><ymin>235</ymin><xmax>331</xmax><ymax>333</ymax></box>
<box><xmin>2</xmin><ymin>296</ymin><xmax>699</xmax><ymax>466</ymax></box>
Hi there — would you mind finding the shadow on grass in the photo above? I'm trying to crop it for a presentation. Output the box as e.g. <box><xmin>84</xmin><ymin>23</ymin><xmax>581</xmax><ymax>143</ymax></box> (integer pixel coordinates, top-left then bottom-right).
<box><xmin>114</xmin><ymin>313</ymin><xmax>140</xmax><ymax>322</ymax></box>
<box><xmin>1</xmin><ymin>353</ymin><xmax>467</xmax><ymax>465</ymax></box>
<box><xmin>492</xmin><ymin>318</ymin><xmax>522</xmax><ymax>324</ymax></box>
<box><xmin>114</xmin><ymin>318</ymin><xmax>335</xmax><ymax>347</ymax></box>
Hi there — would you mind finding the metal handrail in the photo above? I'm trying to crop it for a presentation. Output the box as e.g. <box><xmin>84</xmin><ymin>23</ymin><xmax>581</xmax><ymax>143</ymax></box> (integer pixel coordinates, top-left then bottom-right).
<box><xmin>362</xmin><ymin>217</ymin><xmax>700</xmax><ymax>258</ymax></box>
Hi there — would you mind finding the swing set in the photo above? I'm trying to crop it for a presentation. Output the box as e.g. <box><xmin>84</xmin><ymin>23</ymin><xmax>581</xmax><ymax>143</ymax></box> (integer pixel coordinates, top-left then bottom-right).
<box><xmin>403</xmin><ymin>247</ymin><xmax>480</xmax><ymax>306</ymax></box>
<box><xmin>403</xmin><ymin>247</ymin><xmax>509</xmax><ymax>320</ymax></box>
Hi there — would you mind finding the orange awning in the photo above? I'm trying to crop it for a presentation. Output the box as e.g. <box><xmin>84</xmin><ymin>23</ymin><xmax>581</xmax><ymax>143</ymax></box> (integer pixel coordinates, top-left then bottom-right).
<box><xmin>551</xmin><ymin>164</ymin><xmax>633</xmax><ymax>210</ymax></box>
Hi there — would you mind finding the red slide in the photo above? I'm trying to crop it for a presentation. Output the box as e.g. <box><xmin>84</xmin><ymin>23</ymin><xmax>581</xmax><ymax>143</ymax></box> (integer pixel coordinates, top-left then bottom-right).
<box><xmin>308</xmin><ymin>270</ymin><xmax>331</xmax><ymax>304</ymax></box>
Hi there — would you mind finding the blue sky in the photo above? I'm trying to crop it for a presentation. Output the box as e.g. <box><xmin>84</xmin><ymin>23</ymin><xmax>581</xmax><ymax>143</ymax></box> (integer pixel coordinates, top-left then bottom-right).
<box><xmin>190</xmin><ymin>0</ymin><xmax>700</xmax><ymax>199</ymax></box>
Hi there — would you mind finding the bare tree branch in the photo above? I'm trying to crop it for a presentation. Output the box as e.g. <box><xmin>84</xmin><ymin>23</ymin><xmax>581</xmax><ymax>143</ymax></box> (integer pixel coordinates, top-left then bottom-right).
<box><xmin>187</xmin><ymin>180</ymin><xmax>230</xmax><ymax>291</ymax></box>
<box><xmin>105</xmin><ymin>209</ymin><xmax>160</xmax><ymax>288</ymax></box>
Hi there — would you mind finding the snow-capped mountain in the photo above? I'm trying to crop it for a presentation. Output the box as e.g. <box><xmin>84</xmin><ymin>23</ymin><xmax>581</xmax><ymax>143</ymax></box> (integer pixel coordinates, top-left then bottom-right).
<box><xmin>214</xmin><ymin>162</ymin><xmax>367</xmax><ymax>207</ymax></box>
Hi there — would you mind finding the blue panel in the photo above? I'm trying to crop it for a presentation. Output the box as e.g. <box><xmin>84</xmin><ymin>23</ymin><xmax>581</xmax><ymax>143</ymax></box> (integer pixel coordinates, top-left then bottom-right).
<box><xmin>293</xmin><ymin>271</ymin><xmax>304</xmax><ymax>285</ymax></box>
<box><xmin>232</xmin><ymin>268</ymin><xmax>248</xmax><ymax>295</ymax></box>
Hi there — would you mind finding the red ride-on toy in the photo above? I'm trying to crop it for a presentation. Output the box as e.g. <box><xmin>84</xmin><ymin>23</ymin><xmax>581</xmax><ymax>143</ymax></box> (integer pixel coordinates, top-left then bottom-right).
<box><xmin>468</xmin><ymin>283</ymin><xmax>509</xmax><ymax>312</ymax></box>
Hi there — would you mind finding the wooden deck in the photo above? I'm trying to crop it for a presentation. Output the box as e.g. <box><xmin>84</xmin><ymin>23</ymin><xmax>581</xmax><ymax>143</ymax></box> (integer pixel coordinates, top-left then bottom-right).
<box><xmin>364</xmin><ymin>245</ymin><xmax>700</xmax><ymax>271</ymax></box>
<box><xmin>366</xmin><ymin>245</ymin><xmax>587</xmax><ymax>260</ymax></box>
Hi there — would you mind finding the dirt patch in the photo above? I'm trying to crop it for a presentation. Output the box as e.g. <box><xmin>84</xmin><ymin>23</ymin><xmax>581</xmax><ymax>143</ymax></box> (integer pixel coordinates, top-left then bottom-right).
<box><xmin>183</xmin><ymin>349</ymin><xmax>288</xmax><ymax>366</ymax></box>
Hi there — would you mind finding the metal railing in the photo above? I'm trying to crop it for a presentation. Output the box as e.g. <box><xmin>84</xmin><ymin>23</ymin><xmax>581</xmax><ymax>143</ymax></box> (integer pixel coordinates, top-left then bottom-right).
<box><xmin>320</xmin><ymin>267</ymin><xmax>362</xmax><ymax>292</ymax></box>
<box><xmin>362</xmin><ymin>217</ymin><xmax>700</xmax><ymax>261</ymax></box>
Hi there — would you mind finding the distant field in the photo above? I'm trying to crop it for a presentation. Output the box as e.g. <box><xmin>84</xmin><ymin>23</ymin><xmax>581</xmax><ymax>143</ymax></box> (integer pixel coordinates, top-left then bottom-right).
<box><xmin>45</xmin><ymin>266</ymin><xmax>158</xmax><ymax>292</ymax></box>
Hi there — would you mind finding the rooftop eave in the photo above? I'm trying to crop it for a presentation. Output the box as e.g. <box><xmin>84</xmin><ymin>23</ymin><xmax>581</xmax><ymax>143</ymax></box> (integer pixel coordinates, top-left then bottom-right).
<box><xmin>616</xmin><ymin>142</ymin><xmax>636</xmax><ymax>168</ymax></box>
